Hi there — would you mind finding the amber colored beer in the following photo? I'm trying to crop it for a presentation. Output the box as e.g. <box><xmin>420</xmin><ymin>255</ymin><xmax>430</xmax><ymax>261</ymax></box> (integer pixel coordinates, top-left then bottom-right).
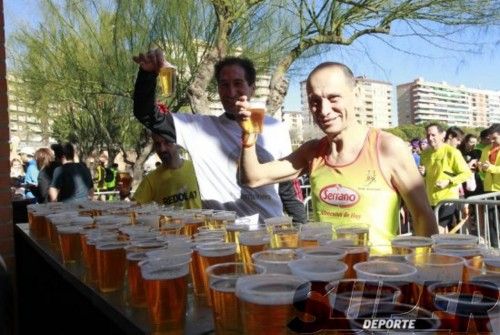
<box><xmin>96</xmin><ymin>242</ymin><xmax>127</xmax><ymax>292</ymax></box>
<box><xmin>127</xmin><ymin>252</ymin><xmax>147</xmax><ymax>307</ymax></box>
<box><xmin>391</xmin><ymin>235</ymin><xmax>432</xmax><ymax>255</ymax></box>
<box><xmin>158</xmin><ymin>66</ymin><xmax>176</xmax><ymax>96</ymax></box>
<box><xmin>271</xmin><ymin>228</ymin><xmax>299</xmax><ymax>249</ymax></box>
<box><xmin>341</xmin><ymin>246</ymin><xmax>369</xmax><ymax>279</ymax></box>
<box><xmin>252</xmin><ymin>249</ymin><xmax>297</xmax><ymax>274</ymax></box>
<box><xmin>198</xmin><ymin>243</ymin><xmax>237</xmax><ymax>306</ymax></box>
<box><xmin>236</xmin><ymin>274</ymin><xmax>310</xmax><ymax>335</ymax></box>
<box><xmin>209</xmin><ymin>212</ymin><xmax>236</xmax><ymax>230</ymax></box>
<box><xmin>191</xmin><ymin>248</ymin><xmax>207</xmax><ymax>298</ymax></box>
<box><xmin>336</xmin><ymin>226</ymin><xmax>369</xmax><ymax>246</ymax></box>
<box><xmin>247</xmin><ymin>107</ymin><xmax>265</xmax><ymax>134</ymax></box>
<box><xmin>140</xmin><ymin>258</ymin><xmax>190</xmax><ymax>330</ymax></box>
<box><xmin>427</xmin><ymin>281</ymin><xmax>499</xmax><ymax>334</ymax></box>
<box><xmin>208</xmin><ymin>263</ymin><xmax>265</xmax><ymax>335</ymax></box>
<box><xmin>240</xmin><ymin>243</ymin><xmax>266</xmax><ymax>266</ymax></box>
<box><xmin>58</xmin><ymin>226</ymin><xmax>82</xmax><ymax>264</ymax></box>
<box><xmin>143</xmin><ymin>274</ymin><xmax>188</xmax><ymax>328</ymax></box>
<box><xmin>31</xmin><ymin>214</ymin><xmax>48</xmax><ymax>239</ymax></box>
<box><xmin>180</xmin><ymin>217</ymin><xmax>204</xmax><ymax>238</ymax></box>
<box><xmin>327</xmin><ymin>280</ymin><xmax>402</xmax><ymax>317</ymax></box>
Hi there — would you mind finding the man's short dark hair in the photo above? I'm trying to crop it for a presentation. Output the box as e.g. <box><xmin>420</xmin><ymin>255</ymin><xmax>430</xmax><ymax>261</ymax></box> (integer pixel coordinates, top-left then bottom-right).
<box><xmin>425</xmin><ymin>123</ymin><xmax>445</xmax><ymax>133</ymax></box>
<box><xmin>480</xmin><ymin>128</ymin><xmax>492</xmax><ymax>140</ymax></box>
<box><xmin>445</xmin><ymin>126</ymin><xmax>464</xmax><ymax>142</ymax></box>
<box><xmin>214</xmin><ymin>57</ymin><xmax>256</xmax><ymax>86</ymax></box>
<box><xmin>51</xmin><ymin>143</ymin><xmax>64</xmax><ymax>161</ymax></box>
<box><xmin>62</xmin><ymin>142</ymin><xmax>75</xmax><ymax>161</ymax></box>
<box><xmin>488</xmin><ymin>123</ymin><xmax>500</xmax><ymax>135</ymax></box>
<box><xmin>306</xmin><ymin>62</ymin><xmax>356</xmax><ymax>90</ymax></box>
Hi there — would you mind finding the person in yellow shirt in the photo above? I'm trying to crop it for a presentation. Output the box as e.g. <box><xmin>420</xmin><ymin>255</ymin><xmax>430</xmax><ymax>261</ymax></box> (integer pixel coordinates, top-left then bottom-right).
<box><xmin>419</xmin><ymin>123</ymin><xmax>471</xmax><ymax>232</ymax></box>
<box><xmin>133</xmin><ymin>132</ymin><xmax>201</xmax><ymax>209</ymax></box>
<box><xmin>478</xmin><ymin>123</ymin><xmax>500</xmax><ymax>247</ymax></box>
<box><xmin>237</xmin><ymin>62</ymin><xmax>437</xmax><ymax>245</ymax></box>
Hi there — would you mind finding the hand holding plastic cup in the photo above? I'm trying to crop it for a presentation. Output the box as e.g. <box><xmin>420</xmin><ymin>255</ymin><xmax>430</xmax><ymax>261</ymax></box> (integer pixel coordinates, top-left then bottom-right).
<box><xmin>241</xmin><ymin>100</ymin><xmax>266</xmax><ymax>134</ymax></box>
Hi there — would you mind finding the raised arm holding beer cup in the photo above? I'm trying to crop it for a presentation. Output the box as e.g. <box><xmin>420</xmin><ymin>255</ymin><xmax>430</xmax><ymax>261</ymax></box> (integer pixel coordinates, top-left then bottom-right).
<box><xmin>239</xmin><ymin>62</ymin><xmax>438</xmax><ymax>244</ymax></box>
<box><xmin>132</xmin><ymin>49</ymin><xmax>306</xmax><ymax>223</ymax></box>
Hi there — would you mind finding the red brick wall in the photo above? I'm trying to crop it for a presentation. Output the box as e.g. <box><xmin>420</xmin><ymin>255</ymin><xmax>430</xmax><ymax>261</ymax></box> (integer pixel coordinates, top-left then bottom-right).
<box><xmin>0</xmin><ymin>0</ymin><xmax>14</xmax><ymax>271</ymax></box>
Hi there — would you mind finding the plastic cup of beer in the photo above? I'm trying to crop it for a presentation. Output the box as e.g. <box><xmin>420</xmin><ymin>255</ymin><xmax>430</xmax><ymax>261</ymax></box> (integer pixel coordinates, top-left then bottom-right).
<box><xmin>264</xmin><ymin>216</ymin><xmax>294</xmax><ymax>233</ymax></box>
<box><xmin>136</xmin><ymin>214</ymin><xmax>161</xmax><ymax>229</ymax></box>
<box><xmin>427</xmin><ymin>281</ymin><xmax>500</xmax><ymax>334</ymax></box>
<box><xmin>46</xmin><ymin>212</ymin><xmax>79</xmax><ymax>245</ymax></box>
<box><xmin>354</xmin><ymin>260</ymin><xmax>418</xmax><ymax>304</ymax></box>
<box><xmin>335</xmin><ymin>224</ymin><xmax>369</xmax><ymax>246</ymax></box>
<box><xmin>327</xmin><ymin>279</ymin><xmax>402</xmax><ymax>318</ymax></box>
<box><xmin>296</xmin><ymin>246</ymin><xmax>346</xmax><ymax>261</ymax></box>
<box><xmin>207</xmin><ymin>262</ymin><xmax>265</xmax><ymax>335</ymax></box>
<box><xmin>391</xmin><ymin>235</ymin><xmax>433</xmax><ymax>255</ymax></box>
<box><xmin>84</xmin><ymin>232</ymin><xmax>116</xmax><ymax>283</ymax></box>
<box><xmin>158</xmin><ymin>65</ymin><xmax>176</xmax><ymax>96</ymax></box>
<box><xmin>346</xmin><ymin>301</ymin><xmax>441</xmax><ymax>334</ymax></box>
<box><xmin>406</xmin><ymin>253</ymin><xmax>465</xmax><ymax>308</ymax></box>
<box><xmin>433</xmin><ymin>244</ymin><xmax>485</xmax><ymax>281</ymax></box>
<box><xmin>208</xmin><ymin>211</ymin><xmax>237</xmax><ymax>230</ymax></box>
<box><xmin>338</xmin><ymin>245</ymin><xmax>370</xmax><ymax>279</ymax></box>
<box><xmin>252</xmin><ymin>249</ymin><xmax>298</xmax><ymax>274</ymax></box>
<box><xmin>238</xmin><ymin>230</ymin><xmax>270</xmax><ymax>268</ymax></box>
<box><xmin>127</xmin><ymin>252</ymin><xmax>148</xmax><ymax>307</ymax></box>
<box><xmin>140</xmin><ymin>257</ymin><xmax>191</xmax><ymax>331</ymax></box>
<box><xmin>431</xmin><ymin>233</ymin><xmax>479</xmax><ymax>246</ymax></box>
<box><xmin>235</xmin><ymin>274</ymin><xmax>310</xmax><ymax>334</ymax></box>
<box><xmin>369</xmin><ymin>244</ymin><xmax>412</xmax><ymax>263</ymax></box>
<box><xmin>197</xmin><ymin>242</ymin><xmax>237</xmax><ymax>306</ymax></box>
<box><xmin>57</xmin><ymin>225</ymin><xmax>83</xmax><ymax>264</ymax></box>
<box><xmin>30</xmin><ymin>209</ymin><xmax>51</xmax><ymax>239</ymax></box>
<box><xmin>226</xmin><ymin>223</ymin><xmax>250</xmax><ymax>261</ymax></box>
<box><xmin>289</xmin><ymin>258</ymin><xmax>347</xmax><ymax>282</ymax></box>
<box><xmin>180</xmin><ymin>216</ymin><xmax>205</xmax><ymax>238</ymax></box>
<box><xmin>95</xmin><ymin>240</ymin><xmax>128</xmax><ymax>293</ymax></box>
<box><xmin>322</xmin><ymin>238</ymin><xmax>356</xmax><ymax>247</ymax></box>
<box><xmin>299</xmin><ymin>226</ymin><xmax>332</xmax><ymax>247</ymax></box>
<box><xmin>241</xmin><ymin>100</ymin><xmax>266</xmax><ymax>134</ymax></box>
<box><xmin>270</xmin><ymin>226</ymin><xmax>299</xmax><ymax>249</ymax></box>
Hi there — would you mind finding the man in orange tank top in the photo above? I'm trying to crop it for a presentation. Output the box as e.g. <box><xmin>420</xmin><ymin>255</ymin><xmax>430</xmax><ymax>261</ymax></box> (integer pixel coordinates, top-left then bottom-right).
<box><xmin>237</xmin><ymin>62</ymin><xmax>437</xmax><ymax>240</ymax></box>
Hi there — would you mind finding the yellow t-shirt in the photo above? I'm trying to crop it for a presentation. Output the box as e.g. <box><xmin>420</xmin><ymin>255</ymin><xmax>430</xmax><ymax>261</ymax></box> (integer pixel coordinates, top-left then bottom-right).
<box><xmin>479</xmin><ymin>144</ymin><xmax>500</xmax><ymax>192</ymax></box>
<box><xmin>133</xmin><ymin>160</ymin><xmax>202</xmax><ymax>208</ymax></box>
<box><xmin>420</xmin><ymin>144</ymin><xmax>471</xmax><ymax>206</ymax></box>
<box><xmin>310</xmin><ymin>129</ymin><xmax>401</xmax><ymax>246</ymax></box>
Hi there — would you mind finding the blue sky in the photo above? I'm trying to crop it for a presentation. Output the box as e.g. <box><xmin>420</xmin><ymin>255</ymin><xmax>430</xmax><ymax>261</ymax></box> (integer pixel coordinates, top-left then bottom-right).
<box><xmin>5</xmin><ymin>0</ymin><xmax>500</xmax><ymax>115</ymax></box>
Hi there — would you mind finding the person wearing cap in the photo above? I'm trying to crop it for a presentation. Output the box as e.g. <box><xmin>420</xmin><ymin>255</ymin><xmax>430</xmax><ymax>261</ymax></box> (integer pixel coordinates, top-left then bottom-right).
<box><xmin>19</xmin><ymin>147</ymin><xmax>39</xmax><ymax>199</ymax></box>
<box><xmin>133</xmin><ymin>131</ymin><xmax>202</xmax><ymax>208</ymax></box>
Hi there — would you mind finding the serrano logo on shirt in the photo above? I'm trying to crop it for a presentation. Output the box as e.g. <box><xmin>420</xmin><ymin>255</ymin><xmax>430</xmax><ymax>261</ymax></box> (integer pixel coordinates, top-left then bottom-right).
<box><xmin>319</xmin><ymin>184</ymin><xmax>360</xmax><ymax>207</ymax></box>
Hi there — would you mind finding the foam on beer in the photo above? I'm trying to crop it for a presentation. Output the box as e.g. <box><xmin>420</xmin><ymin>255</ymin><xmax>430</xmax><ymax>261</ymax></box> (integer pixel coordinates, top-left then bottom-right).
<box><xmin>391</xmin><ymin>235</ymin><xmax>433</xmax><ymax>248</ymax></box>
<box><xmin>288</xmin><ymin>258</ymin><xmax>347</xmax><ymax>282</ymax></box>
<box><xmin>353</xmin><ymin>261</ymin><xmax>417</xmax><ymax>282</ymax></box>
<box><xmin>140</xmin><ymin>259</ymin><xmax>191</xmax><ymax>280</ymax></box>
<box><xmin>297</xmin><ymin>246</ymin><xmax>346</xmax><ymax>260</ymax></box>
<box><xmin>236</xmin><ymin>274</ymin><xmax>310</xmax><ymax>305</ymax></box>
<box><xmin>406</xmin><ymin>253</ymin><xmax>464</xmax><ymax>284</ymax></box>
<box><xmin>95</xmin><ymin>241</ymin><xmax>128</xmax><ymax>250</ymax></box>
<box><xmin>239</xmin><ymin>231</ymin><xmax>269</xmax><ymax>246</ymax></box>
<box><xmin>57</xmin><ymin>225</ymin><xmax>82</xmax><ymax>234</ymax></box>
<box><xmin>197</xmin><ymin>243</ymin><xmax>237</xmax><ymax>257</ymax></box>
<box><xmin>252</xmin><ymin>249</ymin><xmax>298</xmax><ymax>274</ymax></box>
<box><xmin>431</xmin><ymin>233</ymin><xmax>479</xmax><ymax>245</ymax></box>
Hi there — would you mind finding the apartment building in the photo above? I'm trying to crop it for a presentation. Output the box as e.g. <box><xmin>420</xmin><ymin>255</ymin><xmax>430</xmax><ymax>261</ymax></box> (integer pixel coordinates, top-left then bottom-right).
<box><xmin>397</xmin><ymin>78</ymin><xmax>500</xmax><ymax>127</ymax></box>
<box><xmin>282</xmin><ymin>110</ymin><xmax>304</xmax><ymax>146</ymax></box>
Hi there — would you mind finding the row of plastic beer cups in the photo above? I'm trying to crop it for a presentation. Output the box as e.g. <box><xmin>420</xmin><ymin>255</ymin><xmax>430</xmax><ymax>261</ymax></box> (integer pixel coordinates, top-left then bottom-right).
<box><xmin>25</xmin><ymin>206</ymin><xmax>500</xmax><ymax>334</ymax></box>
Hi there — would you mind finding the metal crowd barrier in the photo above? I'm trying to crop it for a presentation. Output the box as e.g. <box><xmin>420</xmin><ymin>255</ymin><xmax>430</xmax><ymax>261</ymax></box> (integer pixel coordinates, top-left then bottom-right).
<box><xmin>434</xmin><ymin>192</ymin><xmax>500</xmax><ymax>248</ymax></box>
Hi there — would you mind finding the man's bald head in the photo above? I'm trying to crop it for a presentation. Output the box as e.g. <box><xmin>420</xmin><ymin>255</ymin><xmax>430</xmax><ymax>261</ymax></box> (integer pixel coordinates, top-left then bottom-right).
<box><xmin>306</xmin><ymin>62</ymin><xmax>355</xmax><ymax>92</ymax></box>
